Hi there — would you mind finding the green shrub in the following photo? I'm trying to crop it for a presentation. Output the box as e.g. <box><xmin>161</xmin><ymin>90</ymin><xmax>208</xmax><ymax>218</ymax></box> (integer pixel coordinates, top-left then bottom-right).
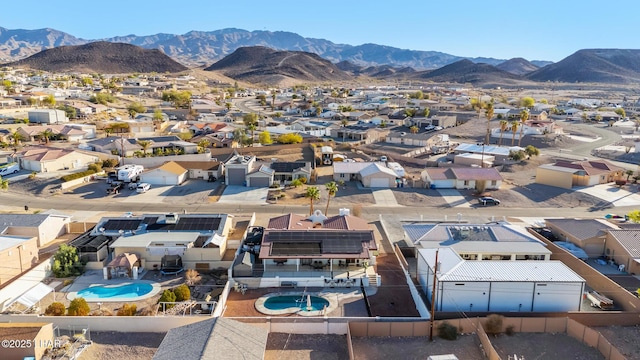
<box><xmin>484</xmin><ymin>314</ymin><xmax>504</xmax><ymax>335</ymax></box>
<box><xmin>173</xmin><ymin>284</ymin><xmax>191</xmax><ymax>302</ymax></box>
<box><xmin>87</xmin><ymin>163</ymin><xmax>102</xmax><ymax>173</ymax></box>
<box><xmin>67</xmin><ymin>298</ymin><xmax>90</xmax><ymax>316</ymax></box>
<box><xmin>437</xmin><ymin>321</ymin><xmax>458</xmax><ymax>340</ymax></box>
<box><xmin>60</xmin><ymin>170</ymin><xmax>96</xmax><ymax>182</ymax></box>
<box><xmin>45</xmin><ymin>302</ymin><xmax>66</xmax><ymax>316</ymax></box>
<box><xmin>505</xmin><ymin>325</ymin><xmax>515</xmax><ymax>336</ymax></box>
<box><xmin>117</xmin><ymin>303</ymin><xmax>137</xmax><ymax>316</ymax></box>
<box><xmin>102</xmin><ymin>158</ymin><xmax>119</xmax><ymax>168</ymax></box>
<box><xmin>158</xmin><ymin>290</ymin><xmax>176</xmax><ymax>310</ymax></box>
<box><xmin>52</xmin><ymin>244</ymin><xmax>83</xmax><ymax>277</ymax></box>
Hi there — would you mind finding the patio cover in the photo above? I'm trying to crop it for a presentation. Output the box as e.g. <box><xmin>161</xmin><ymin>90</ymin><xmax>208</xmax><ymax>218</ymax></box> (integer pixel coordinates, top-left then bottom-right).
<box><xmin>10</xmin><ymin>282</ymin><xmax>54</xmax><ymax>309</ymax></box>
<box><xmin>108</xmin><ymin>252</ymin><xmax>139</xmax><ymax>270</ymax></box>
<box><xmin>203</xmin><ymin>233</ymin><xmax>225</xmax><ymax>247</ymax></box>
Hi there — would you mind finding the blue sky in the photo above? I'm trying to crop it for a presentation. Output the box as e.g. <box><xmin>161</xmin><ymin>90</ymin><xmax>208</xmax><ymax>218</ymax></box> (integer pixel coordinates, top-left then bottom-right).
<box><xmin>1</xmin><ymin>0</ymin><xmax>638</xmax><ymax>62</ymax></box>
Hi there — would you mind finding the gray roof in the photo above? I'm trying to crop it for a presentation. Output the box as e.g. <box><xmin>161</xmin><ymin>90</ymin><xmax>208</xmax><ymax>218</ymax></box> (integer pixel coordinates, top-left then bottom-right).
<box><xmin>153</xmin><ymin>318</ymin><xmax>268</xmax><ymax>360</ymax></box>
<box><xmin>607</xmin><ymin>230</ymin><xmax>640</xmax><ymax>258</ymax></box>
<box><xmin>545</xmin><ymin>218</ymin><xmax>617</xmax><ymax>240</ymax></box>
<box><xmin>403</xmin><ymin>222</ymin><xmax>541</xmax><ymax>245</ymax></box>
<box><xmin>0</xmin><ymin>214</ymin><xmax>52</xmax><ymax>232</ymax></box>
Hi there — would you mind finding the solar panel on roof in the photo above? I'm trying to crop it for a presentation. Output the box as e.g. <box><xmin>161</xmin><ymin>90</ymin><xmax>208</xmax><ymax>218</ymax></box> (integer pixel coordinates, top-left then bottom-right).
<box><xmin>102</xmin><ymin>219</ymin><xmax>142</xmax><ymax>231</ymax></box>
<box><xmin>270</xmin><ymin>162</ymin><xmax>306</xmax><ymax>173</ymax></box>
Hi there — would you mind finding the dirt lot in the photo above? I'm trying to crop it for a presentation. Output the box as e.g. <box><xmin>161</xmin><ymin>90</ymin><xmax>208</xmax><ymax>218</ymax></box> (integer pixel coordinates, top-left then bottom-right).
<box><xmin>78</xmin><ymin>331</ymin><xmax>165</xmax><ymax>360</ymax></box>
<box><xmin>490</xmin><ymin>333</ymin><xmax>603</xmax><ymax>360</ymax></box>
<box><xmin>265</xmin><ymin>333</ymin><xmax>349</xmax><ymax>360</ymax></box>
<box><xmin>351</xmin><ymin>335</ymin><xmax>484</xmax><ymax>360</ymax></box>
<box><xmin>594</xmin><ymin>325</ymin><xmax>640</xmax><ymax>359</ymax></box>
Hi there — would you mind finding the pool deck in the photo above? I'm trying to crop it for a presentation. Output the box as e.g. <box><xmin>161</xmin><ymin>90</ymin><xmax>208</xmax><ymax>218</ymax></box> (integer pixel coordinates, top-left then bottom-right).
<box><xmin>65</xmin><ymin>271</ymin><xmax>161</xmax><ymax>302</ymax></box>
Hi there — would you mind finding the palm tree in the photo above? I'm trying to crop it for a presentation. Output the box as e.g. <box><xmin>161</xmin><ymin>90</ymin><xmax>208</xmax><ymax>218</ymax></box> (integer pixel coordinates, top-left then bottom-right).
<box><xmin>410</xmin><ymin>125</ymin><xmax>419</xmax><ymax>134</ymax></box>
<box><xmin>518</xmin><ymin>109</ymin><xmax>529</xmax><ymax>147</ymax></box>
<box><xmin>197</xmin><ymin>139</ymin><xmax>210</xmax><ymax>153</ymax></box>
<box><xmin>246</xmin><ymin>123</ymin><xmax>256</xmax><ymax>147</ymax></box>
<box><xmin>341</xmin><ymin>119</ymin><xmax>349</xmax><ymax>142</ymax></box>
<box><xmin>271</xmin><ymin>93</ymin><xmax>276</xmax><ymax>111</ymax></box>
<box><xmin>9</xmin><ymin>131</ymin><xmax>24</xmax><ymax>148</ymax></box>
<box><xmin>40</xmin><ymin>129</ymin><xmax>54</xmax><ymax>144</ymax></box>
<box><xmin>510</xmin><ymin>121</ymin><xmax>519</xmax><ymax>146</ymax></box>
<box><xmin>498</xmin><ymin>120</ymin><xmax>508</xmax><ymax>146</ymax></box>
<box><xmin>137</xmin><ymin>140</ymin><xmax>151</xmax><ymax>156</ymax></box>
<box><xmin>225</xmin><ymin>102</ymin><xmax>232</xmax><ymax>111</ymax></box>
<box><xmin>305</xmin><ymin>186</ymin><xmax>321</xmax><ymax>215</ymax></box>
<box><xmin>484</xmin><ymin>102</ymin><xmax>494</xmax><ymax>145</ymax></box>
<box><xmin>104</xmin><ymin>128</ymin><xmax>113</xmax><ymax>138</ymax></box>
<box><xmin>324</xmin><ymin>181</ymin><xmax>338</xmax><ymax>215</ymax></box>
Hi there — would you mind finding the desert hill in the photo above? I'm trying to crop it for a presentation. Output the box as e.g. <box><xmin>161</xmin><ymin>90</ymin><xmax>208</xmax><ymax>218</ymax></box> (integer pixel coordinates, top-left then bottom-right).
<box><xmin>4</xmin><ymin>41</ymin><xmax>188</xmax><ymax>74</ymax></box>
<box><xmin>418</xmin><ymin>59</ymin><xmax>523</xmax><ymax>84</ymax></box>
<box><xmin>496</xmin><ymin>57</ymin><xmax>539</xmax><ymax>75</ymax></box>
<box><xmin>205</xmin><ymin>46</ymin><xmax>351</xmax><ymax>85</ymax></box>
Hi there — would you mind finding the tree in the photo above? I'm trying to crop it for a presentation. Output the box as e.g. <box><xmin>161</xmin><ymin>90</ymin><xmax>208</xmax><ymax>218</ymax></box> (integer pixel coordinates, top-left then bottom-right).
<box><xmin>67</xmin><ymin>298</ymin><xmax>90</xmax><ymax>316</ymax></box>
<box><xmin>325</xmin><ymin>181</ymin><xmax>338</xmax><ymax>215</ymax></box>
<box><xmin>305</xmin><ymin>186</ymin><xmax>321</xmax><ymax>215</ymax></box>
<box><xmin>127</xmin><ymin>102</ymin><xmax>146</xmax><ymax>118</ymax></box>
<box><xmin>232</xmin><ymin>128</ymin><xmax>248</xmax><ymax>148</ymax></box>
<box><xmin>627</xmin><ymin>210</ymin><xmax>640</xmax><ymax>223</ymax></box>
<box><xmin>9</xmin><ymin>131</ymin><xmax>24</xmax><ymax>148</ymax></box>
<box><xmin>157</xmin><ymin>290</ymin><xmax>177</xmax><ymax>310</ymax></box>
<box><xmin>409</xmin><ymin>90</ymin><xmax>424</xmax><ymax>99</ymax></box>
<box><xmin>197</xmin><ymin>139</ymin><xmax>210</xmax><ymax>153</ymax></box>
<box><xmin>524</xmin><ymin>145</ymin><xmax>540</xmax><ymax>157</ymax></box>
<box><xmin>518</xmin><ymin>110</ymin><xmax>529</xmax><ymax>147</ymax></box>
<box><xmin>42</xmin><ymin>94</ymin><xmax>56</xmax><ymax>108</ymax></box>
<box><xmin>225</xmin><ymin>102</ymin><xmax>232</xmax><ymax>111</ymax></box>
<box><xmin>539</xmin><ymin>98</ymin><xmax>548</xmax><ymax>104</ymax></box>
<box><xmin>162</xmin><ymin>90</ymin><xmax>192</xmax><ymax>108</ymax></box>
<box><xmin>509</xmin><ymin>150</ymin><xmax>526</xmax><ymax>161</ymax></box>
<box><xmin>89</xmin><ymin>93</ymin><xmax>115</xmax><ymax>105</ymax></box>
<box><xmin>277</xmin><ymin>133</ymin><xmax>303</xmax><ymax>144</ymax></box>
<box><xmin>40</xmin><ymin>129</ymin><xmax>54</xmax><ymax>143</ymax></box>
<box><xmin>625</xmin><ymin>170</ymin><xmax>634</xmax><ymax>181</ymax></box>
<box><xmin>404</xmin><ymin>108</ymin><xmax>417</xmax><ymax>117</ymax></box>
<box><xmin>484</xmin><ymin>101</ymin><xmax>494</xmax><ymax>145</ymax></box>
<box><xmin>410</xmin><ymin>126</ymin><xmax>419</xmax><ymax>134</ymax></box>
<box><xmin>137</xmin><ymin>140</ymin><xmax>151</xmax><ymax>156</ymax></box>
<box><xmin>615</xmin><ymin>108</ymin><xmax>626</xmax><ymax>118</ymax></box>
<box><xmin>423</xmin><ymin>107</ymin><xmax>430</xmax><ymax>118</ymax></box>
<box><xmin>510</xmin><ymin>121</ymin><xmax>519</xmax><ymax>146</ymax></box>
<box><xmin>152</xmin><ymin>109</ymin><xmax>164</xmax><ymax>122</ymax></box>
<box><xmin>520</xmin><ymin>96</ymin><xmax>535</xmax><ymax>108</ymax></box>
<box><xmin>57</xmin><ymin>104</ymin><xmax>77</xmax><ymax>119</ymax></box>
<box><xmin>52</xmin><ymin>244</ymin><xmax>83</xmax><ymax>277</ymax></box>
<box><xmin>81</xmin><ymin>77</ymin><xmax>93</xmax><ymax>86</ymax></box>
<box><xmin>271</xmin><ymin>92</ymin><xmax>276</xmax><ymax>111</ymax></box>
<box><xmin>258</xmin><ymin>131</ymin><xmax>273</xmax><ymax>145</ymax></box>
<box><xmin>498</xmin><ymin>119</ymin><xmax>508</xmax><ymax>146</ymax></box>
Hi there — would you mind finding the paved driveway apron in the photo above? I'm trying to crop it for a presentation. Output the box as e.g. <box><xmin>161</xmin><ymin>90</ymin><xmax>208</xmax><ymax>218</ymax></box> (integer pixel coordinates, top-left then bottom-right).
<box><xmin>575</xmin><ymin>184</ymin><xmax>640</xmax><ymax>207</ymax></box>
<box><xmin>218</xmin><ymin>185</ymin><xmax>268</xmax><ymax>204</ymax></box>
<box><xmin>436</xmin><ymin>189</ymin><xmax>471</xmax><ymax>208</ymax></box>
<box><xmin>372</xmin><ymin>189</ymin><xmax>400</xmax><ymax>207</ymax></box>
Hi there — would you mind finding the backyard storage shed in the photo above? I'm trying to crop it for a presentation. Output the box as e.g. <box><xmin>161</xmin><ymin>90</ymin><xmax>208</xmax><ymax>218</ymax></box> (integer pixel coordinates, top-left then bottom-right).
<box><xmin>417</xmin><ymin>248</ymin><xmax>585</xmax><ymax>312</ymax></box>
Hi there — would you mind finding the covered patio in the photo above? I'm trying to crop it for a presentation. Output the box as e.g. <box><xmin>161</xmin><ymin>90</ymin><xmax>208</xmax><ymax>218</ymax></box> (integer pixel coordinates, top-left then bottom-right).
<box><xmin>105</xmin><ymin>252</ymin><xmax>140</xmax><ymax>279</ymax></box>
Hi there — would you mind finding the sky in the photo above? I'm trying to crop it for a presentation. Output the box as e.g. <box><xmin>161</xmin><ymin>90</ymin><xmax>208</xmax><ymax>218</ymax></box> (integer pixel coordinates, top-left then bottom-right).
<box><xmin>1</xmin><ymin>0</ymin><xmax>639</xmax><ymax>62</ymax></box>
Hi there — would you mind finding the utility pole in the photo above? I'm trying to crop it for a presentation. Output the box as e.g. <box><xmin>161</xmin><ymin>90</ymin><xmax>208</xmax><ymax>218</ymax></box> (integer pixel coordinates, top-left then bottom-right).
<box><xmin>429</xmin><ymin>249</ymin><xmax>439</xmax><ymax>341</ymax></box>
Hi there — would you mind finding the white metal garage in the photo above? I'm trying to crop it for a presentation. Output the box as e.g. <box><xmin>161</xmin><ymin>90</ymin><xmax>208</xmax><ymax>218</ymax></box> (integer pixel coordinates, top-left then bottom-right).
<box><xmin>417</xmin><ymin>248</ymin><xmax>585</xmax><ymax>313</ymax></box>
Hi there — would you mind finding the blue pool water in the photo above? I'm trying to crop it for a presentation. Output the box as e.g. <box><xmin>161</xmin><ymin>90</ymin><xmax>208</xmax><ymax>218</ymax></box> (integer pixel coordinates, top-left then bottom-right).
<box><xmin>263</xmin><ymin>295</ymin><xmax>329</xmax><ymax>311</ymax></box>
<box><xmin>77</xmin><ymin>283</ymin><xmax>153</xmax><ymax>299</ymax></box>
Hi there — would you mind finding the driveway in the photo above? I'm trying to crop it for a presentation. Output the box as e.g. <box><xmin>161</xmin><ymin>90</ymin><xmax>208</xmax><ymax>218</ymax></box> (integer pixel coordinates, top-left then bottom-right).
<box><xmin>575</xmin><ymin>184</ymin><xmax>640</xmax><ymax>207</ymax></box>
<box><xmin>436</xmin><ymin>189</ymin><xmax>471</xmax><ymax>208</ymax></box>
<box><xmin>372</xmin><ymin>189</ymin><xmax>400</xmax><ymax>207</ymax></box>
<box><xmin>218</xmin><ymin>185</ymin><xmax>268</xmax><ymax>204</ymax></box>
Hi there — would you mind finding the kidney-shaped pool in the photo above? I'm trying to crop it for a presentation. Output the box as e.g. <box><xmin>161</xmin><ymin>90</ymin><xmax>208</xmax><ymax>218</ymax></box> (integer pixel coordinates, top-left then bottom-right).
<box><xmin>70</xmin><ymin>282</ymin><xmax>160</xmax><ymax>302</ymax></box>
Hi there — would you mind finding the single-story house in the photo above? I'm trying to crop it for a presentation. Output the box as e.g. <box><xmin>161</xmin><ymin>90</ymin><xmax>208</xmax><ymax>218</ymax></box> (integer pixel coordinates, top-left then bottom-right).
<box><xmin>453</xmin><ymin>153</ymin><xmax>495</xmax><ymax>167</ymax></box>
<box><xmin>536</xmin><ymin>160</ymin><xmax>625</xmax><ymax>189</ymax></box>
<box><xmin>174</xmin><ymin>161</ymin><xmax>221</xmax><ymax>180</ymax></box>
<box><xmin>333</xmin><ymin>162</ymin><xmax>399</xmax><ymax>187</ymax></box>
<box><xmin>421</xmin><ymin>167</ymin><xmax>503</xmax><ymax>190</ymax></box>
<box><xmin>223</xmin><ymin>152</ymin><xmax>256</xmax><ymax>186</ymax></box>
<box><xmin>0</xmin><ymin>213</ymin><xmax>71</xmax><ymax>247</ymax></box>
<box><xmin>140</xmin><ymin>161</ymin><xmax>188</xmax><ymax>185</ymax></box>
<box><xmin>452</xmin><ymin>143</ymin><xmax>519</xmax><ymax>165</ymax></box>
<box><xmin>8</xmin><ymin>147</ymin><xmax>100</xmax><ymax>173</ymax></box>
<box><xmin>270</xmin><ymin>161</ymin><xmax>312</xmax><ymax>184</ymax></box>
<box><xmin>0</xmin><ymin>235</ymin><xmax>39</xmax><ymax>285</ymax></box>
<box><xmin>246</xmin><ymin>165</ymin><xmax>275</xmax><ymax>187</ymax></box>
<box><xmin>545</xmin><ymin>218</ymin><xmax>618</xmax><ymax>257</ymax></box>
<box><xmin>417</xmin><ymin>247</ymin><xmax>585</xmax><ymax>312</ymax></box>
<box><xmin>604</xmin><ymin>230</ymin><xmax>640</xmax><ymax>275</ymax></box>
<box><xmin>153</xmin><ymin>318</ymin><xmax>268</xmax><ymax>360</ymax></box>
<box><xmin>330</xmin><ymin>125</ymin><xmax>389</xmax><ymax>144</ymax></box>
<box><xmin>16</xmin><ymin>125</ymin><xmax>88</xmax><ymax>143</ymax></box>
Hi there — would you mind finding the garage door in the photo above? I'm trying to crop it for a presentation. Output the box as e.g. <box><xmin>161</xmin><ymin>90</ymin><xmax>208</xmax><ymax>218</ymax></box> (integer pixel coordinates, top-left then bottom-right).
<box><xmin>227</xmin><ymin>168</ymin><xmax>246</xmax><ymax>185</ymax></box>
<box><xmin>370</xmin><ymin>177</ymin><xmax>390</xmax><ymax>188</ymax></box>
<box><xmin>249</xmin><ymin>177</ymin><xmax>270</xmax><ymax>187</ymax></box>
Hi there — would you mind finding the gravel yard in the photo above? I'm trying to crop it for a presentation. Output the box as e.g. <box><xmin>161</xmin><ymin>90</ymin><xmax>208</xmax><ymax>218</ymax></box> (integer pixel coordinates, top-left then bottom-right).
<box><xmin>78</xmin><ymin>331</ymin><xmax>165</xmax><ymax>360</ymax></box>
<box><xmin>594</xmin><ymin>325</ymin><xmax>640</xmax><ymax>359</ymax></box>
<box><xmin>351</xmin><ymin>335</ymin><xmax>485</xmax><ymax>360</ymax></box>
<box><xmin>265</xmin><ymin>333</ymin><xmax>349</xmax><ymax>360</ymax></box>
<box><xmin>490</xmin><ymin>333</ymin><xmax>603</xmax><ymax>360</ymax></box>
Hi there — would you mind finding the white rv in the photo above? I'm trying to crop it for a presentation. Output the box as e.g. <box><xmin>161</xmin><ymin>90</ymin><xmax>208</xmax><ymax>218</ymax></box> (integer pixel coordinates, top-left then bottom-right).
<box><xmin>117</xmin><ymin>165</ymin><xmax>144</xmax><ymax>182</ymax></box>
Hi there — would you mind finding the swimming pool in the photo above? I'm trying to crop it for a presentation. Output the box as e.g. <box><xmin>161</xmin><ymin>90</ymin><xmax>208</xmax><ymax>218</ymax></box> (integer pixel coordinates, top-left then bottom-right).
<box><xmin>255</xmin><ymin>293</ymin><xmax>337</xmax><ymax>316</ymax></box>
<box><xmin>75</xmin><ymin>283</ymin><xmax>155</xmax><ymax>301</ymax></box>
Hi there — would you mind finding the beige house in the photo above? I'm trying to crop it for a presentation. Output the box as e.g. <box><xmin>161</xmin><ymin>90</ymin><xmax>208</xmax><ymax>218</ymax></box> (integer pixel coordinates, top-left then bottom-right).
<box><xmin>0</xmin><ymin>235</ymin><xmax>39</xmax><ymax>285</ymax></box>
<box><xmin>536</xmin><ymin>160</ymin><xmax>625</xmax><ymax>189</ymax></box>
<box><xmin>0</xmin><ymin>213</ymin><xmax>71</xmax><ymax>247</ymax></box>
<box><xmin>604</xmin><ymin>230</ymin><xmax>640</xmax><ymax>275</ymax></box>
<box><xmin>421</xmin><ymin>167</ymin><xmax>503</xmax><ymax>190</ymax></box>
<box><xmin>545</xmin><ymin>218</ymin><xmax>618</xmax><ymax>257</ymax></box>
<box><xmin>9</xmin><ymin>146</ymin><xmax>100</xmax><ymax>173</ymax></box>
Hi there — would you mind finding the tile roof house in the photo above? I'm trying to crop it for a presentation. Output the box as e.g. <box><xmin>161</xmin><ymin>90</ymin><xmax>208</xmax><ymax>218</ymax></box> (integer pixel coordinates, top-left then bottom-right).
<box><xmin>536</xmin><ymin>160</ymin><xmax>625</xmax><ymax>189</ymax></box>
<box><xmin>545</xmin><ymin>218</ymin><xmax>619</xmax><ymax>257</ymax></box>
<box><xmin>333</xmin><ymin>161</ymin><xmax>399</xmax><ymax>187</ymax></box>
<box><xmin>153</xmin><ymin>318</ymin><xmax>268</xmax><ymax>360</ymax></box>
<box><xmin>140</xmin><ymin>161</ymin><xmax>188</xmax><ymax>185</ymax></box>
<box><xmin>8</xmin><ymin>146</ymin><xmax>100</xmax><ymax>173</ymax></box>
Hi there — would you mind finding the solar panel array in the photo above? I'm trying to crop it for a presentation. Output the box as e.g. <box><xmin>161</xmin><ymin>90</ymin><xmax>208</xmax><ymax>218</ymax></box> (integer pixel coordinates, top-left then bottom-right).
<box><xmin>102</xmin><ymin>219</ymin><xmax>142</xmax><ymax>231</ymax></box>
<box><xmin>270</xmin><ymin>162</ymin><xmax>306</xmax><ymax>173</ymax></box>
<box><xmin>266</xmin><ymin>231</ymin><xmax>371</xmax><ymax>254</ymax></box>
<box><xmin>147</xmin><ymin>217</ymin><xmax>221</xmax><ymax>231</ymax></box>
<box><xmin>271</xmin><ymin>242</ymin><xmax>321</xmax><ymax>256</ymax></box>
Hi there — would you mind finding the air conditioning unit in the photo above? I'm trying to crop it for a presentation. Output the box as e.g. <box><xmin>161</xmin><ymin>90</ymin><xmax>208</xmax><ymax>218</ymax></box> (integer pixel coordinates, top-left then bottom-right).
<box><xmin>165</xmin><ymin>213</ymin><xmax>179</xmax><ymax>224</ymax></box>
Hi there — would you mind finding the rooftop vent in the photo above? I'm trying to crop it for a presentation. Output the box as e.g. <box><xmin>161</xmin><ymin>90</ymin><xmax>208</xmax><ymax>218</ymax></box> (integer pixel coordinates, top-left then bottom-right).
<box><xmin>165</xmin><ymin>213</ymin><xmax>179</xmax><ymax>224</ymax></box>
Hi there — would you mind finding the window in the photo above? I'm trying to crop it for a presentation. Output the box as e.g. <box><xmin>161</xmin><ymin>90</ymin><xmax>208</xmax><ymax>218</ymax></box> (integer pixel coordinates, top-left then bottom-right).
<box><xmin>491</xmin><ymin>180</ymin><xmax>497</xmax><ymax>186</ymax></box>
<box><xmin>463</xmin><ymin>180</ymin><xmax>469</xmax><ymax>186</ymax></box>
<box><xmin>340</xmin><ymin>174</ymin><xmax>345</xmax><ymax>178</ymax></box>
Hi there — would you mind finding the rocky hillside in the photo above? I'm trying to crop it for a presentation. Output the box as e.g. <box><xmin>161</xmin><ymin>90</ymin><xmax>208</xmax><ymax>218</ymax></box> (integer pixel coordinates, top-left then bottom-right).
<box><xmin>0</xmin><ymin>27</ymin><xmax>85</xmax><ymax>62</ymax></box>
<box><xmin>336</xmin><ymin>61</ymin><xmax>415</xmax><ymax>78</ymax></box>
<box><xmin>4</xmin><ymin>41</ymin><xmax>188</xmax><ymax>73</ymax></box>
<box><xmin>496</xmin><ymin>57</ymin><xmax>539</xmax><ymax>75</ymax></box>
<box><xmin>526</xmin><ymin>49</ymin><xmax>640</xmax><ymax>83</ymax></box>
<box><xmin>205</xmin><ymin>46</ymin><xmax>351</xmax><ymax>84</ymax></box>
<box><xmin>417</xmin><ymin>59</ymin><xmax>523</xmax><ymax>85</ymax></box>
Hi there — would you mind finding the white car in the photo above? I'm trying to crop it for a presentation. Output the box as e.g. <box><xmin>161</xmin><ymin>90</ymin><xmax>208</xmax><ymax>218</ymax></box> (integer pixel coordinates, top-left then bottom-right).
<box><xmin>136</xmin><ymin>183</ymin><xmax>151</xmax><ymax>193</ymax></box>
<box><xmin>424</xmin><ymin>125</ymin><xmax>436</xmax><ymax>131</ymax></box>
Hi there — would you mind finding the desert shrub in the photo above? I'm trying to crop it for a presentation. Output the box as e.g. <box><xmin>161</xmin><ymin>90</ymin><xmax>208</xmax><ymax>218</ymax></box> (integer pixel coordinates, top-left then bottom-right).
<box><xmin>437</xmin><ymin>321</ymin><xmax>458</xmax><ymax>340</ymax></box>
<box><xmin>298</xmin><ymin>176</ymin><xmax>307</xmax><ymax>184</ymax></box>
<box><xmin>29</xmin><ymin>171</ymin><xmax>37</xmax><ymax>179</ymax></box>
<box><xmin>102</xmin><ymin>158</ymin><xmax>119</xmax><ymax>168</ymax></box>
<box><xmin>60</xmin><ymin>170</ymin><xmax>97</xmax><ymax>182</ymax></box>
<box><xmin>117</xmin><ymin>303</ymin><xmax>137</xmax><ymax>316</ymax></box>
<box><xmin>63</xmin><ymin>279</ymin><xmax>74</xmax><ymax>287</ymax></box>
<box><xmin>505</xmin><ymin>325</ymin><xmax>515</xmax><ymax>336</ymax></box>
<box><xmin>352</xmin><ymin>204</ymin><xmax>362</xmax><ymax>217</ymax></box>
<box><xmin>138</xmin><ymin>305</ymin><xmax>156</xmax><ymax>316</ymax></box>
<box><xmin>158</xmin><ymin>290</ymin><xmax>176</xmax><ymax>310</ymax></box>
<box><xmin>52</xmin><ymin>244</ymin><xmax>83</xmax><ymax>277</ymax></box>
<box><xmin>67</xmin><ymin>298</ymin><xmax>90</xmax><ymax>316</ymax></box>
<box><xmin>90</xmin><ymin>308</ymin><xmax>113</xmax><ymax>316</ymax></box>
<box><xmin>485</xmin><ymin>314</ymin><xmax>504</xmax><ymax>335</ymax></box>
<box><xmin>173</xmin><ymin>284</ymin><xmax>191</xmax><ymax>302</ymax></box>
<box><xmin>87</xmin><ymin>163</ymin><xmax>102</xmax><ymax>173</ymax></box>
<box><xmin>45</xmin><ymin>302</ymin><xmax>66</xmax><ymax>316</ymax></box>
<box><xmin>184</xmin><ymin>269</ymin><xmax>202</xmax><ymax>286</ymax></box>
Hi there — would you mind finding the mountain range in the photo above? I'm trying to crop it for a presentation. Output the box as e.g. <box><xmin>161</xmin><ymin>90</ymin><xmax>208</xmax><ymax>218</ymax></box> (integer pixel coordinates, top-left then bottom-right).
<box><xmin>0</xmin><ymin>26</ymin><xmax>552</xmax><ymax>70</ymax></box>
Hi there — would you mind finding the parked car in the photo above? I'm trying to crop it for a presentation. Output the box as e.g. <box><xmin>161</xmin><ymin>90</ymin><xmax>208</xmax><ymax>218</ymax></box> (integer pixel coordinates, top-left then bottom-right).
<box><xmin>136</xmin><ymin>183</ymin><xmax>151</xmax><ymax>193</ymax></box>
<box><xmin>107</xmin><ymin>182</ymin><xmax>124</xmax><ymax>194</ymax></box>
<box><xmin>424</xmin><ymin>125</ymin><xmax>436</xmax><ymax>131</ymax></box>
<box><xmin>478</xmin><ymin>197</ymin><xmax>500</xmax><ymax>206</ymax></box>
<box><xmin>434</xmin><ymin>126</ymin><xmax>444</xmax><ymax>131</ymax></box>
